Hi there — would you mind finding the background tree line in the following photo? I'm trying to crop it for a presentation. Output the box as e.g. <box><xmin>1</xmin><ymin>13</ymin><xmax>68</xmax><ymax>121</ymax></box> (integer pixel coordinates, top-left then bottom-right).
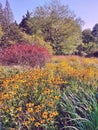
<box><xmin>0</xmin><ymin>0</ymin><xmax>98</xmax><ymax>56</ymax></box>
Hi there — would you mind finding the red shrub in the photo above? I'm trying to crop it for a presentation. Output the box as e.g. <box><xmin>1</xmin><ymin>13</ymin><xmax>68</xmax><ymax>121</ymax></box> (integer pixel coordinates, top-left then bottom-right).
<box><xmin>0</xmin><ymin>43</ymin><xmax>51</xmax><ymax>67</ymax></box>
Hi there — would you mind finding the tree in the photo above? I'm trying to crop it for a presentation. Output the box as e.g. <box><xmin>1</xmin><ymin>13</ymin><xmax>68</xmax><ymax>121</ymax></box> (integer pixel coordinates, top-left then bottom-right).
<box><xmin>33</xmin><ymin>0</ymin><xmax>83</xmax><ymax>54</ymax></box>
<box><xmin>0</xmin><ymin>25</ymin><xmax>3</xmax><ymax>40</ymax></box>
<box><xmin>0</xmin><ymin>22</ymin><xmax>35</xmax><ymax>46</ymax></box>
<box><xmin>19</xmin><ymin>0</ymin><xmax>83</xmax><ymax>54</ymax></box>
<box><xmin>82</xmin><ymin>29</ymin><xmax>95</xmax><ymax>44</ymax></box>
<box><xmin>92</xmin><ymin>23</ymin><xmax>98</xmax><ymax>43</ymax></box>
<box><xmin>34</xmin><ymin>0</ymin><xmax>75</xmax><ymax>19</ymax></box>
<box><xmin>19</xmin><ymin>11</ymin><xmax>33</xmax><ymax>35</ymax></box>
<box><xmin>76</xmin><ymin>42</ymin><xmax>96</xmax><ymax>56</ymax></box>
<box><xmin>0</xmin><ymin>0</ymin><xmax>16</xmax><ymax>46</ymax></box>
<box><xmin>0</xmin><ymin>2</ymin><xmax>4</xmax><ymax>25</ymax></box>
<box><xmin>4</xmin><ymin>0</ymin><xmax>14</xmax><ymax>26</ymax></box>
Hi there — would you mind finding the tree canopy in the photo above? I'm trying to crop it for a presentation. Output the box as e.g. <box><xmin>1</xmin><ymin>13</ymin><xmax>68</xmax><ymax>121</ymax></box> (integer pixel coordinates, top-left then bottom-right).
<box><xmin>1</xmin><ymin>0</ymin><xmax>98</xmax><ymax>56</ymax></box>
<box><xmin>19</xmin><ymin>0</ymin><xmax>83</xmax><ymax>54</ymax></box>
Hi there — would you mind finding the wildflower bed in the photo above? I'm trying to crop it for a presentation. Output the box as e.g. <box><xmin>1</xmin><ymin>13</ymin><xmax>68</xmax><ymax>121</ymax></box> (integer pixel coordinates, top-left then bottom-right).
<box><xmin>0</xmin><ymin>56</ymin><xmax>98</xmax><ymax>129</ymax></box>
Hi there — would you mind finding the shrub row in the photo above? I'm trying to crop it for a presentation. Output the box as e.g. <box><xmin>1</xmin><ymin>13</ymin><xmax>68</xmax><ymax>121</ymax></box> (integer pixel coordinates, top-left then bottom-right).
<box><xmin>0</xmin><ymin>43</ymin><xmax>51</xmax><ymax>67</ymax></box>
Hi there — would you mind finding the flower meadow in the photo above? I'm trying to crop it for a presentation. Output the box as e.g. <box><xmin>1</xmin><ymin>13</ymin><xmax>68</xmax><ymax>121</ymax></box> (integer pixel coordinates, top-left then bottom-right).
<box><xmin>1</xmin><ymin>54</ymin><xmax>98</xmax><ymax>129</ymax></box>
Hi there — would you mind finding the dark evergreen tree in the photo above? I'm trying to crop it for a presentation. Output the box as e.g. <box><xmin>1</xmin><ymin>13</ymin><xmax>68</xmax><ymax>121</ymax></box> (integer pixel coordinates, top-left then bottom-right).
<box><xmin>0</xmin><ymin>2</ymin><xmax>4</xmax><ymax>25</ymax></box>
<box><xmin>92</xmin><ymin>24</ymin><xmax>98</xmax><ymax>43</ymax></box>
<box><xmin>0</xmin><ymin>0</ymin><xmax>15</xmax><ymax>46</ymax></box>
<box><xmin>19</xmin><ymin>10</ymin><xmax>33</xmax><ymax>34</ymax></box>
<box><xmin>0</xmin><ymin>2</ymin><xmax>6</xmax><ymax>28</ymax></box>
<box><xmin>4</xmin><ymin>0</ymin><xmax>14</xmax><ymax>26</ymax></box>
<box><xmin>82</xmin><ymin>29</ymin><xmax>95</xmax><ymax>44</ymax></box>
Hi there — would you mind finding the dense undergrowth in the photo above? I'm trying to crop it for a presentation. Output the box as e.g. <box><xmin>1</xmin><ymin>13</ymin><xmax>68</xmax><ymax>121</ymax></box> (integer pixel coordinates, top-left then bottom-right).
<box><xmin>0</xmin><ymin>55</ymin><xmax>98</xmax><ymax>129</ymax></box>
<box><xmin>0</xmin><ymin>43</ymin><xmax>51</xmax><ymax>67</ymax></box>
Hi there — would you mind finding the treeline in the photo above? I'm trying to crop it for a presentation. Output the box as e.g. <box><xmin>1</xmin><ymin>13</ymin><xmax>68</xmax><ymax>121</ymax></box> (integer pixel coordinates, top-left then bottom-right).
<box><xmin>0</xmin><ymin>0</ymin><xmax>98</xmax><ymax>56</ymax></box>
<box><xmin>80</xmin><ymin>25</ymin><xmax>98</xmax><ymax>56</ymax></box>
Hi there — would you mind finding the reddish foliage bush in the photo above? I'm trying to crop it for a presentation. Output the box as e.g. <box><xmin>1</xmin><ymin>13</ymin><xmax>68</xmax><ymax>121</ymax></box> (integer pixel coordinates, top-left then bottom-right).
<box><xmin>0</xmin><ymin>43</ymin><xmax>51</xmax><ymax>67</ymax></box>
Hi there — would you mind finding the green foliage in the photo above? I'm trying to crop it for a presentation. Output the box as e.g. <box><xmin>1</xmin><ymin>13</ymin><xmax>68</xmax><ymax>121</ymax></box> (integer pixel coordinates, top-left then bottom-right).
<box><xmin>0</xmin><ymin>23</ymin><xmax>35</xmax><ymax>46</ymax></box>
<box><xmin>32</xmin><ymin>33</ymin><xmax>53</xmax><ymax>54</ymax></box>
<box><xmin>56</xmin><ymin>85</ymin><xmax>98</xmax><ymax>130</ymax></box>
<box><xmin>77</xmin><ymin>42</ymin><xmax>97</xmax><ymax>56</ymax></box>
<box><xmin>0</xmin><ymin>25</ymin><xmax>3</xmax><ymax>39</ymax></box>
<box><xmin>62</xmin><ymin>28</ymin><xmax>82</xmax><ymax>55</ymax></box>
<box><xmin>34</xmin><ymin>1</ymin><xmax>83</xmax><ymax>55</ymax></box>
<box><xmin>82</xmin><ymin>29</ymin><xmax>95</xmax><ymax>44</ymax></box>
<box><xmin>19</xmin><ymin>0</ymin><xmax>83</xmax><ymax>55</ymax></box>
<box><xmin>0</xmin><ymin>23</ymin><xmax>22</xmax><ymax>45</ymax></box>
<box><xmin>19</xmin><ymin>11</ymin><xmax>34</xmax><ymax>35</ymax></box>
<box><xmin>4</xmin><ymin>0</ymin><xmax>14</xmax><ymax>25</ymax></box>
<box><xmin>92</xmin><ymin>23</ymin><xmax>98</xmax><ymax>43</ymax></box>
<box><xmin>41</xmin><ymin>18</ymin><xmax>82</xmax><ymax>55</ymax></box>
<box><xmin>0</xmin><ymin>0</ymin><xmax>15</xmax><ymax>46</ymax></box>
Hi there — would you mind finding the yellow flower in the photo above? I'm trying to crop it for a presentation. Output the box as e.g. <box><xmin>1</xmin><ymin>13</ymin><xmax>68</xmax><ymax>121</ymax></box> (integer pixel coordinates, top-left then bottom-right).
<box><xmin>26</xmin><ymin>103</ymin><xmax>34</xmax><ymax>108</ymax></box>
<box><xmin>24</xmin><ymin>121</ymin><xmax>30</xmax><ymax>127</ymax></box>
<box><xmin>10</xmin><ymin>91</ymin><xmax>16</xmax><ymax>95</ymax></box>
<box><xmin>54</xmin><ymin>96</ymin><xmax>59</xmax><ymax>100</ymax></box>
<box><xmin>42</xmin><ymin>111</ymin><xmax>48</xmax><ymax>119</ymax></box>
<box><xmin>35</xmin><ymin>108</ymin><xmax>40</xmax><ymax>113</ymax></box>
<box><xmin>40</xmin><ymin>119</ymin><xmax>45</xmax><ymax>124</ymax></box>
<box><xmin>47</xmin><ymin>117</ymin><xmax>53</xmax><ymax>121</ymax></box>
<box><xmin>49</xmin><ymin>113</ymin><xmax>54</xmax><ymax>118</ymax></box>
<box><xmin>34</xmin><ymin>122</ymin><xmax>40</xmax><ymax>127</ymax></box>
<box><xmin>52</xmin><ymin>111</ymin><xmax>58</xmax><ymax>116</ymax></box>
<box><xmin>48</xmin><ymin>102</ymin><xmax>54</xmax><ymax>107</ymax></box>
<box><xmin>49</xmin><ymin>111</ymin><xmax>58</xmax><ymax>118</ymax></box>
<box><xmin>27</xmin><ymin>108</ymin><xmax>33</xmax><ymax>113</ymax></box>
<box><xmin>44</xmin><ymin>89</ymin><xmax>51</xmax><ymax>94</ymax></box>
<box><xmin>0</xmin><ymin>101</ymin><xmax>2</xmax><ymax>105</ymax></box>
<box><xmin>10</xmin><ymin>107</ymin><xmax>14</xmax><ymax>112</ymax></box>
<box><xmin>17</xmin><ymin>107</ymin><xmax>22</xmax><ymax>111</ymax></box>
<box><xmin>30</xmin><ymin>117</ymin><xmax>35</xmax><ymax>122</ymax></box>
<box><xmin>14</xmin><ymin>85</ymin><xmax>19</xmax><ymax>89</ymax></box>
<box><xmin>23</xmin><ymin>93</ymin><xmax>27</xmax><ymax>96</ymax></box>
<box><xmin>3</xmin><ymin>94</ymin><xmax>9</xmax><ymax>99</ymax></box>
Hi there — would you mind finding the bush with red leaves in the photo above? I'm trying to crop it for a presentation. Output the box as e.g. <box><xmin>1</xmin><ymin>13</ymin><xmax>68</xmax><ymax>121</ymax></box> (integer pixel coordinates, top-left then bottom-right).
<box><xmin>0</xmin><ymin>43</ymin><xmax>51</xmax><ymax>67</ymax></box>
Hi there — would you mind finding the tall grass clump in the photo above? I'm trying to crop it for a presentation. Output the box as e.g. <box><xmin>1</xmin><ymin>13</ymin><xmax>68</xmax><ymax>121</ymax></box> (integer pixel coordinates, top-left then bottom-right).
<box><xmin>56</xmin><ymin>85</ymin><xmax>98</xmax><ymax>130</ymax></box>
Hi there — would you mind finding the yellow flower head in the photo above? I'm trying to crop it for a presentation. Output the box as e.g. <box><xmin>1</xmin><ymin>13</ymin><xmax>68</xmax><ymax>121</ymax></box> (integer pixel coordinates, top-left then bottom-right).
<box><xmin>27</xmin><ymin>108</ymin><xmax>33</xmax><ymax>113</ymax></box>
<box><xmin>42</xmin><ymin>111</ymin><xmax>48</xmax><ymax>119</ymax></box>
<box><xmin>34</xmin><ymin>122</ymin><xmax>40</xmax><ymax>127</ymax></box>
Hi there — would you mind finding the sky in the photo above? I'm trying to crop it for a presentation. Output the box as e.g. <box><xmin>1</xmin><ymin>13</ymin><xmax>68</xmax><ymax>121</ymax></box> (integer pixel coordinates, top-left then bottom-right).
<box><xmin>1</xmin><ymin>0</ymin><xmax>98</xmax><ymax>30</ymax></box>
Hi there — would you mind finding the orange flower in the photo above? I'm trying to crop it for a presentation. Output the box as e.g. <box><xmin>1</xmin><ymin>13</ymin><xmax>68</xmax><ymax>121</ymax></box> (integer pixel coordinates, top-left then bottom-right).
<box><xmin>35</xmin><ymin>108</ymin><xmax>40</xmax><ymax>113</ymax></box>
<box><xmin>40</xmin><ymin>119</ymin><xmax>45</xmax><ymax>124</ymax></box>
<box><xmin>17</xmin><ymin>107</ymin><xmax>22</xmax><ymax>111</ymax></box>
<box><xmin>42</xmin><ymin>111</ymin><xmax>48</xmax><ymax>119</ymax></box>
<box><xmin>30</xmin><ymin>117</ymin><xmax>35</xmax><ymax>122</ymax></box>
<box><xmin>24</xmin><ymin>121</ymin><xmax>30</xmax><ymax>127</ymax></box>
<box><xmin>54</xmin><ymin>96</ymin><xmax>59</xmax><ymax>100</ymax></box>
<box><xmin>34</xmin><ymin>122</ymin><xmax>40</xmax><ymax>127</ymax></box>
<box><xmin>26</xmin><ymin>103</ymin><xmax>34</xmax><ymax>108</ymax></box>
<box><xmin>27</xmin><ymin>108</ymin><xmax>33</xmax><ymax>113</ymax></box>
<box><xmin>48</xmin><ymin>102</ymin><xmax>54</xmax><ymax>107</ymax></box>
